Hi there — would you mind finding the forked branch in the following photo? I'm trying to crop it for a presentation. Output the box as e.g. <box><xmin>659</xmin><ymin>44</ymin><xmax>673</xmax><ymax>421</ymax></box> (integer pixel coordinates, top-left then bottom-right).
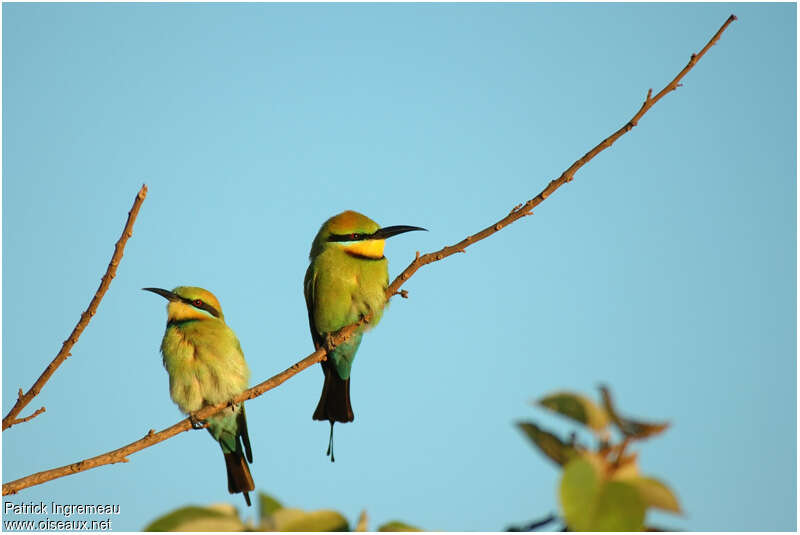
<box><xmin>2</xmin><ymin>15</ymin><xmax>735</xmax><ymax>496</ymax></box>
<box><xmin>2</xmin><ymin>185</ymin><xmax>148</xmax><ymax>432</ymax></box>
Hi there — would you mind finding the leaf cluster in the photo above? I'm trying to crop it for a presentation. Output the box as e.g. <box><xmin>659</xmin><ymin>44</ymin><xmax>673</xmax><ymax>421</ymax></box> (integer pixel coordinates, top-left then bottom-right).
<box><xmin>143</xmin><ymin>492</ymin><xmax>421</xmax><ymax>532</ymax></box>
<box><xmin>516</xmin><ymin>386</ymin><xmax>680</xmax><ymax>531</ymax></box>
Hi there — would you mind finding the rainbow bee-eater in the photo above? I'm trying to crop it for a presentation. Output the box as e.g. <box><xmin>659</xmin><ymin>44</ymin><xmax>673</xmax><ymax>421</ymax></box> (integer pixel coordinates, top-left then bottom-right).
<box><xmin>305</xmin><ymin>210</ymin><xmax>425</xmax><ymax>461</ymax></box>
<box><xmin>143</xmin><ymin>286</ymin><xmax>255</xmax><ymax>506</ymax></box>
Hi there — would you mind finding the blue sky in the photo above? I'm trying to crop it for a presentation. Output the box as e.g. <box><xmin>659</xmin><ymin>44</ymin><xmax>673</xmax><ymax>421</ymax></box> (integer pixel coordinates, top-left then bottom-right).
<box><xmin>2</xmin><ymin>2</ymin><xmax>795</xmax><ymax>531</ymax></box>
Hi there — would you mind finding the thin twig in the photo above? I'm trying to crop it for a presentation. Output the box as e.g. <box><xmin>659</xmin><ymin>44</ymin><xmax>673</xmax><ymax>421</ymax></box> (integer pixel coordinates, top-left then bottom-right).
<box><xmin>2</xmin><ymin>185</ymin><xmax>148</xmax><ymax>431</ymax></box>
<box><xmin>2</xmin><ymin>15</ymin><xmax>735</xmax><ymax>495</ymax></box>
<box><xmin>613</xmin><ymin>437</ymin><xmax>632</xmax><ymax>468</ymax></box>
<box><xmin>5</xmin><ymin>407</ymin><xmax>46</xmax><ymax>427</ymax></box>
<box><xmin>507</xmin><ymin>514</ymin><xmax>559</xmax><ymax>531</ymax></box>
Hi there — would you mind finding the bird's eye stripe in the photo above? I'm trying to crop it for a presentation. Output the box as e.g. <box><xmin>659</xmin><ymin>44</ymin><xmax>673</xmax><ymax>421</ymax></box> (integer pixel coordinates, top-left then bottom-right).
<box><xmin>327</xmin><ymin>232</ymin><xmax>371</xmax><ymax>242</ymax></box>
<box><xmin>182</xmin><ymin>297</ymin><xmax>220</xmax><ymax>318</ymax></box>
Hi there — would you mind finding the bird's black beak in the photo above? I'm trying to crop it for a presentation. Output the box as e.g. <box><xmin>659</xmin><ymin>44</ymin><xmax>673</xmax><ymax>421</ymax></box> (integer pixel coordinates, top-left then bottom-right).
<box><xmin>142</xmin><ymin>287</ymin><xmax>180</xmax><ymax>301</ymax></box>
<box><xmin>371</xmin><ymin>225</ymin><xmax>427</xmax><ymax>240</ymax></box>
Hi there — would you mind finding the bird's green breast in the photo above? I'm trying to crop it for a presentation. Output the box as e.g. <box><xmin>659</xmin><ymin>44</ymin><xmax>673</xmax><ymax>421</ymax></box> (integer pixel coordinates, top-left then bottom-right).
<box><xmin>160</xmin><ymin>319</ymin><xmax>250</xmax><ymax>413</ymax></box>
<box><xmin>308</xmin><ymin>248</ymin><xmax>388</xmax><ymax>334</ymax></box>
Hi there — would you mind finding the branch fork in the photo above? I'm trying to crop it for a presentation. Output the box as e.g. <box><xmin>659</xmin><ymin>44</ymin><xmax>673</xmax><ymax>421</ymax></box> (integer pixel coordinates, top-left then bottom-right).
<box><xmin>2</xmin><ymin>184</ymin><xmax>148</xmax><ymax>432</ymax></box>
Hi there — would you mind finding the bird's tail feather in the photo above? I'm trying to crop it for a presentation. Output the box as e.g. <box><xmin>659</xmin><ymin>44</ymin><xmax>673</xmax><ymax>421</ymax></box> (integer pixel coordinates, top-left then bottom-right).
<box><xmin>313</xmin><ymin>367</ymin><xmax>354</xmax><ymax>423</ymax></box>
<box><xmin>224</xmin><ymin>452</ymin><xmax>254</xmax><ymax>507</ymax></box>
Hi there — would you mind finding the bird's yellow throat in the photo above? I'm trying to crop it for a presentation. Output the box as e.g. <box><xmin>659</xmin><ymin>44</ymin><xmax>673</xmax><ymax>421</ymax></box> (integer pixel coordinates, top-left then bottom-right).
<box><xmin>167</xmin><ymin>301</ymin><xmax>213</xmax><ymax>322</ymax></box>
<box><xmin>343</xmin><ymin>239</ymin><xmax>385</xmax><ymax>259</ymax></box>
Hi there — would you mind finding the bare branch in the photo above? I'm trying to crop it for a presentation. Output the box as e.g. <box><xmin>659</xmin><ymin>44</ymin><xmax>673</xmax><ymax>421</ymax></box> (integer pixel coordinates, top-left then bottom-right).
<box><xmin>2</xmin><ymin>15</ymin><xmax>735</xmax><ymax>495</ymax></box>
<box><xmin>3</xmin><ymin>349</ymin><xmax>325</xmax><ymax>495</ymax></box>
<box><xmin>384</xmin><ymin>14</ymin><xmax>738</xmax><ymax>296</ymax></box>
<box><xmin>2</xmin><ymin>185</ymin><xmax>148</xmax><ymax>431</ymax></box>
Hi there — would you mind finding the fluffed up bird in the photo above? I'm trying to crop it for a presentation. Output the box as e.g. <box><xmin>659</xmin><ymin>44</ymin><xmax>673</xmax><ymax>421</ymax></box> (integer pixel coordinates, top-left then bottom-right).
<box><xmin>143</xmin><ymin>286</ymin><xmax>255</xmax><ymax>506</ymax></box>
<box><xmin>304</xmin><ymin>210</ymin><xmax>426</xmax><ymax>461</ymax></box>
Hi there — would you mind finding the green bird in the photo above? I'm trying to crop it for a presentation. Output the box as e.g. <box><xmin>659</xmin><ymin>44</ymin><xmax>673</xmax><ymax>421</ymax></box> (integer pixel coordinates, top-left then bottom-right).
<box><xmin>144</xmin><ymin>286</ymin><xmax>255</xmax><ymax>506</ymax></box>
<box><xmin>305</xmin><ymin>210</ymin><xmax>425</xmax><ymax>461</ymax></box>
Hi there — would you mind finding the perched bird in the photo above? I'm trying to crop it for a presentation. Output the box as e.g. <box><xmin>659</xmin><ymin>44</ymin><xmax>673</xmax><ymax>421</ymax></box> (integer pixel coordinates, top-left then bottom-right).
<box><xmin>143</xmin><ymin>286</ymin><xmax>254</xmax><ymax>506</ymax></box>
<box><xmin>304</xmin><ymin>210</ymin><xmax>425</xmax><ymax>461</ymax></box>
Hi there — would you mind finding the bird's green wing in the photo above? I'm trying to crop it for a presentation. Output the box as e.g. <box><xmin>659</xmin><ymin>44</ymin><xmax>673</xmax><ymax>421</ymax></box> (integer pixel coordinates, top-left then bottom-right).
<box><xmin>228</xmin><ymin>334</ymin><xmax>252</xmax><ymax>463</ymax></box>
<box><xmin>238</xmin><ymin>405</ymin><xmax>252</xmax><ymax>463</ymax></box>
<box><xmin>303</xmin><ymin>264</ymin><xmax>324</xmax><ymax>350</ymax></box>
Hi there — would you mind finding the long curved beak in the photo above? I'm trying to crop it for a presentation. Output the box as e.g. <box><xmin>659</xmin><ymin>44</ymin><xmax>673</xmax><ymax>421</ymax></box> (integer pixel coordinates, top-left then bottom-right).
<box><xmin>371</xmin><ymin>225</ymin><xmax>427</xmax><ymax>240</ymax></box>
<box><xmin>142</xmin><ymin>287</ymin><xmax>180</xmax><ymax>301</ymax></box>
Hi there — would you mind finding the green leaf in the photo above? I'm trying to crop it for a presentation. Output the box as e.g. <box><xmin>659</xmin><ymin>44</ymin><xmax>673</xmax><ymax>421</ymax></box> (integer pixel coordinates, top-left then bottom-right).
<box><xmin>259</xmin><ymin>492</ymin><xmax>283</xmax><ymax>520</ymax></box>
<box><xmin>560</xmin><ymin>457</ymin><xmax>603</xmax><ymax>531</ymax></box>
<box><xmin>268</xmin><ymin>508</ymin><xmax>306</xmax><ymax>531</ymax></box>
<box><xmin>626</xmin><ymin>477</ymin><xmax>682</xmax><ymax>513</ymax></box>
<box><xmin>516</xmin><ymin>421</ymin><xmax>579</xmax><ymax>465</ymax></box>
<box><xmin>599</xmin><ymin>386</ymin><xmax>669</xmax><ymax>439</ymax></box>
<box><xmin>272</xmin><ymin>508</ymin><xmax>349</xmax><ymax>531</ymax></box>
<box><xmin>171</xmin><ymin>515</ymin><xmax>247</xmax><ymax>532</ymax></box>
<box><xmin>593</xmin><ymin>481</ymin><xmax>646</xmax><ymax>531</ymax></box>
<box><xmin>560</xmin><ymin>457</ymin><xmax>646</xmax><ymax>531</ymax></box>
<box><xmin>143</xmin><ymin>505</ymin><xmax>238</xmax><ymax>532</ymax></box>
<box><xmin>378</xmin><ymin>520</ymin><xmax>423</xmax><ymax>531</ymax></box>
<box><xmin>538</xmin><ymin>392</ymin><xmax>609</xmax><ymax>431</ymax></box>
